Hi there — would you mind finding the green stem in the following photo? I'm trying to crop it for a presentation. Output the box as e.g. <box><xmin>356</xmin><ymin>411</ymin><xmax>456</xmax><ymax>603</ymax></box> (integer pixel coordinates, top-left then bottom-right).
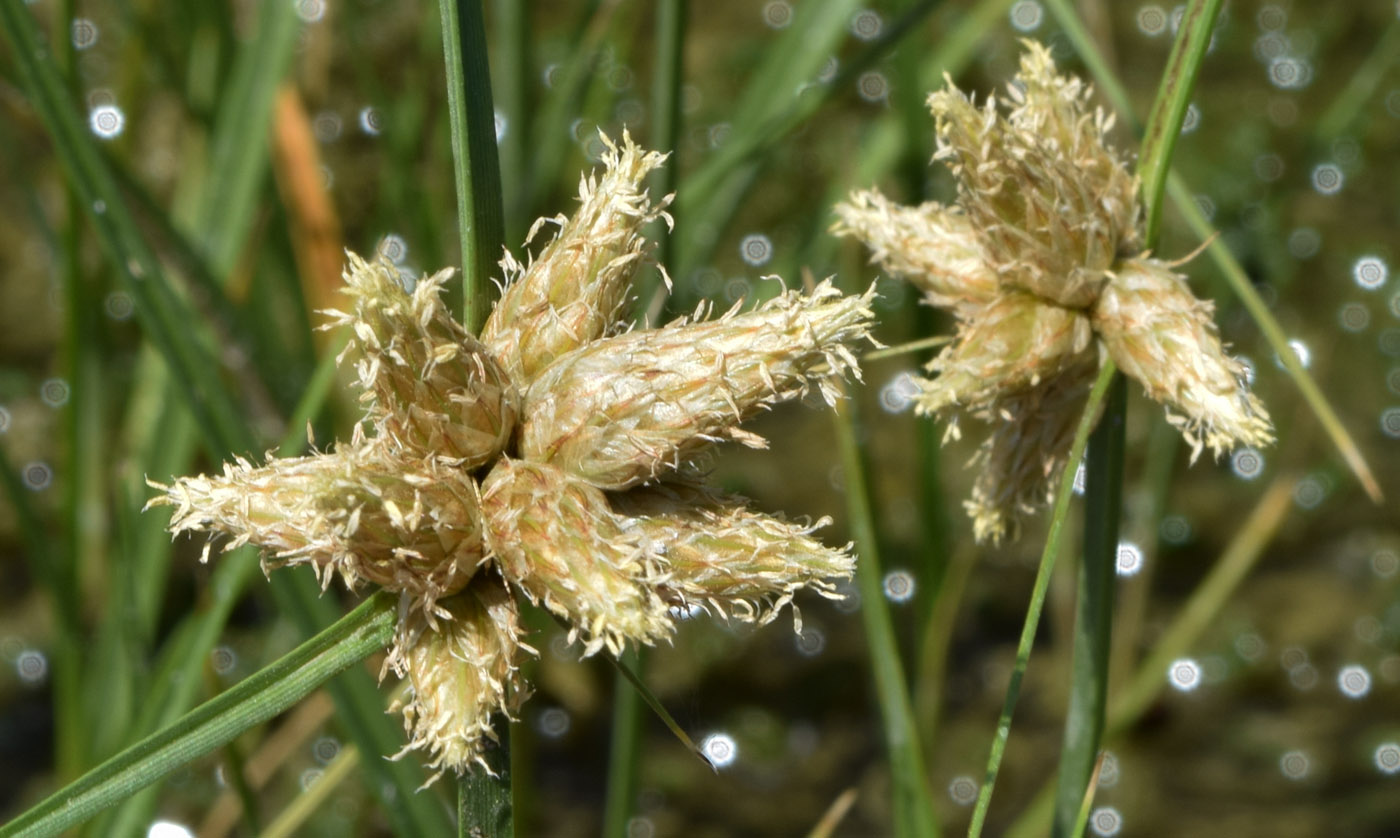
<box><xmin>458</xmin><ymin>726</ymin><xmax>514</xmax><ymax>838</ymax></box>
<box><xmin>1135</xmin><ymin>0</ymin><xmax>1224</xmax><ymax>243</ymax></box>
<box><xmin>1050</xmin><ymin>377</ymin><xmax>1125</xmax><ymax>836</ymax></box>
<box><xmin>602</xmin><ymin>649</ymin><xmax>645</xmax><ymax>837</ymax></box>
<box><xmin>440</xmin><ymin>1</ymin><xmax>511</xmax><ymax>830</ymax></box>
<box><xmin>966</xmin><ymin>362</ymin><xmax>1117</xmax><ymax>838</ymax></box>
<box><xmin>635</xmin><ymin>0</ymin><xmax>686</xmax><ymax>321</ymax></box>
<box><xmin>440</xmin><ymin>0</ymin><xmax>504</xmax><ymax>333</ymax></box>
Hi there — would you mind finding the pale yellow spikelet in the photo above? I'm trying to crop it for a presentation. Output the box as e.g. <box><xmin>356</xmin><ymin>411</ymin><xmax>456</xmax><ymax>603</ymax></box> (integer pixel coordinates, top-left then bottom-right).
<box><xmin>612</xmin><ymin>482</ymin><xmax>854</xmax><ymax>627</ymax></box>
<box><xmin>330</xmin><ymin>252</ymin><xmax>518</xmax><ymax>468</ymax></box>
<box><xmin>918</xmin><ymin>292</ymin><xmax>1094</xmax><ymax>416</ymax></box>
<box><xmin>482</xmin><ymin>129</ymin><xmax>673</xmax><ymax>385</ymax></box>
<box><xmin>1094</xmin><ymin>258</ymin><xmax>1275</xmax><ymax>461</ymax></box>
<box><xmin>928</xmin><ymin>44</ymin><xmax>1138</xmax><ymax>309</ymax></box>
<box><xmin>387</xmin><ymin>578</ymin><xmax>530</xmax><ymax>779</ymax></box>
<box><xmin>963</xmin><ymin>358</ymin><xmax>1098</xmax><ymax>543</ymax></box>
<box><xmin>518</xmin><ymin>280</ymin><xmax>876</xmax><ymax>490</ymax></box>
<box><xmin>479</xmin><ymin>458</ymin><xmax>672</xmax><ymax>656</ymax></box>
<box><xmin>831</xmin><ymin>189</ymin><xmax>999</xmax><ymax>312</ymax></box>
<box><xmin>149</xmin><ymin>440</ymin><xmax>483</xmax><ymax>610</ymax></box>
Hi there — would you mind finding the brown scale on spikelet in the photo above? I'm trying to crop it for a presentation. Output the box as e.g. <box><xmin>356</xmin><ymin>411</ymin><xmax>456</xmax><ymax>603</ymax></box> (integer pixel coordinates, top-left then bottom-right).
<box><xmin>152</xmin><ymin>129</ymin><xmax>873</xmax><ymax>778</ymax></box>
<box><xmin>834</xmin><ymin>40</ymin><xmax>1272</xmax><ymax>543</ymax></box>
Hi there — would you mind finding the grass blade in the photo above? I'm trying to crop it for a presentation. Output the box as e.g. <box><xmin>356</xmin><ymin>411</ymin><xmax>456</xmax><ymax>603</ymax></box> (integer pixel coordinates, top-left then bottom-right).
<box><xmin>834</xmin><ymin>395</ymin><xmax>940</xmax><ymax>838</ymax></box>
<box><xmin>0</xmin><ymin>0</ymin><xmax>256</xmax><ymax>458</ymax></box>
<box><xmin>193</xmin><ymin>0</ymin><xmax>300</xmax><ymax>276</ymax></box>
<box><xmin>0</xmin><ymin>592</ymin><xmax>397</xmax><ymax>838</ymax></box>
<box><xmin>1134</xmin><ymin>0</ymin><xmax>1225</xmax><ymax>243</ymax></box>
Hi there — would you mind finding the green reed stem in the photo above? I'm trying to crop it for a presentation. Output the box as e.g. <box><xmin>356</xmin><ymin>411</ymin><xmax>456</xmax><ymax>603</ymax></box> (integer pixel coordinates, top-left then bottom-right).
<box><xmin>1043</xmin><ymin>3</ymin><xmax>1221</xmax><ymax>831</ymax></box>
<box><xmin>440</xmin><ymin>1</ymin><xmax>511</xmax><ymax>831</ymax></box>
<box><xmin>1051</xmin><ymin>376</ymin><xmax>1125</xmax><ymax>837</ymax></box>
<box><xmin>602</xmin><ymin>648</ymin><xmax>646</xmax><ymax>838</ymax></box>
<box><xmin>440</xmin><ymin>0</ymin><xmax>504</xmax><ymax>334</ymax></box>
<box><xmin>966</xmin><ymin>361</ymin><xmax>1116</xmax><ymax>838</ymax></box>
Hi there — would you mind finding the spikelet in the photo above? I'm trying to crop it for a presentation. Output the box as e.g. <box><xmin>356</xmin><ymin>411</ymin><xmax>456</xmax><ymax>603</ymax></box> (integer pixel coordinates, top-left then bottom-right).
<box><xmin>387</xmin><ymin>578</ymin><xmax>530</xmax><ymax>780</ymax></box>
<box><xmin>831</xmin><ymin>189</ymin><xmax>999</xmax><ymax>312</ymax></box>
<box><xmin>1094</xmin><ymin>257</ymin><xmax>1274</xmax><ymax>461</ymax></box>
<box><xmin>149</xmin><ymin>439</ymin><xmax>482</xmax><ymax>611</ymax></box>
<box><xmin>482</xmin><ymin>130</ymin><xmax>672</xmax><ymax>386</ymax></box>
<box><xmin>330</xmin><ymin>252</ymin><xmax>517</xmax><ymax>468</ymax></box>
<box><xmin>928</xmin><ymin>41</ymin><xmax>1138</xmax><ymax>309</ymax></box>
<box><xmin>963</xmin><ymin>357</ymin><xmax>1098</xmax><ymax>544</ymax></box>
<box><xmin>612</xmin><ymin>482</ymin><xmax>854</xmax><ymax>627</ymax></box>
<box><xmin>918</xmin><ymin>292</ymin><xmax>1094</xmax><ymax>416</ymax></box>
<box><xmin>519</xmin><ymin>280</ymin><xmax>876</xmax><ymax>489</ymax></box>
<box><xmin>479</xmin><ymin>458</ymin><xmax>671</xmax><ymax>656</ymax></box>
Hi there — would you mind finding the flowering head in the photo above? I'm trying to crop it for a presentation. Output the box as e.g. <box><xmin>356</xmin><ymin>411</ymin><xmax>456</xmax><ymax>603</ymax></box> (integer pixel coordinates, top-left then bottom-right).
<box><xmin>152</xmin><ymin>131</ymin><xmax>870</xmax><ymax>777</ymax></box>
<box><xmin>835</xmin><ymin>40</ymin><xmax>1272</xmax><ymax>542</ymax></box>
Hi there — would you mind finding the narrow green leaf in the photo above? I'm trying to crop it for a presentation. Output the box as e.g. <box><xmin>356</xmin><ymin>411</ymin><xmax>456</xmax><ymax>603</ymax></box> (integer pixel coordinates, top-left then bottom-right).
<box><xmin>0</xmin><ymin>0</ymin><xmax>255</xmax><ymax>458</ymax></box>
<box><xmin>0</xmin><ymin>593</ymin><xmax>397</xmax><ymax>838</ymax></box>
<box><xmin>193</xmin><ymin>0</ymin><xmax>300</xmax><ymax>276</ymax></box>
<box><xmin>834</xmin><ymin>396</ymin><xmax>940</xmax><ymax>838</ymax></box>
<box><xmin>1134</xmin><ymin>0</ymin><xmax>1225</xmax><ymax>243</ymax></box>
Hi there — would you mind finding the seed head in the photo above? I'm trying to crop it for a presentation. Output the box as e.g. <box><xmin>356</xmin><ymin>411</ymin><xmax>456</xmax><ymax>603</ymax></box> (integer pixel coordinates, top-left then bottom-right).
<box><xmin>831</xmin><ymin>189</ymin><xmax>999</xmax><ymax>311</ymax></box>
<box><xmin>480</xmin><ymin>457</ymin><xmax>671</xmax><ymax>656</ymax></box>
<box><xmin>613</xmin><ymin>482</ymin><xmax>854</xmax><ymax>627</ymax></box>
<box><xmin>330</xmin><ymin>252</ymin><xmax>518</xmax><ymax>468</ymax></box>
<box><xmin>482</xmin><ymin>130</ymin><xmax>672</xmax><ymax>385</ymax></box>
<box><xmin>835</xmin><ymin>40</ymin><xmax>1272</xmax><ymax>542</ymax></box>
<box><xmin>519</xmin><ymin>280</ymin><xmax>876</xmax><ymax>489</ymax></box>
<box><xmin>388</xmin><ymin>579</ymin><xmax>530</xmax><ymax>778</ymax></box>
<box><xmin>150</xmin><ymin>439</ymin><xmax>483</xmax><ymax>612</ymax></box>
<box><xmin>1094</xmin><ymin>257</ymin><xmax>1274</xmax><ymax>461</ymax></box>
<box><xmin>153</xmin><ymin>129</ymin><xmax>868</xmax><ymax>778</ymax></box>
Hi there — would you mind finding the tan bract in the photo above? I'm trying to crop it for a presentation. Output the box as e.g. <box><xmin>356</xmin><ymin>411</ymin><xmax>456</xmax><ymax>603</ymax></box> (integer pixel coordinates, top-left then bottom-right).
<box><xmin>151</xmin><ymin>131</ymin><xmax>869</xmax><ymax>776</ymax></box>
<box><xmin>834</xmin><ymin>40</ymin><xmax>1273</xmax><ymax>542</ymax></box>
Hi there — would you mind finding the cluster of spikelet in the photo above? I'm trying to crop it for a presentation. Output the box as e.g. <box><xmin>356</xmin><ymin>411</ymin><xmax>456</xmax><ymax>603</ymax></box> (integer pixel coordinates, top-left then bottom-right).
<box><xmin>150</xmin><ymin>132</ymin><xmax>874</xmax><ymax>777</ymax></box>
<box><xmin>834</xmin><ymin>41</ymin><xmax>1273</xmax><ymax>543</ymax></box>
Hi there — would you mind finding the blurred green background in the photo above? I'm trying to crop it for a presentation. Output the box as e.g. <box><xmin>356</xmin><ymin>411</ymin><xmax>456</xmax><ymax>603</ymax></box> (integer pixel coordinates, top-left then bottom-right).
<box><xmin>1</xmin><ymin>0</ymin><xmax>1399</xmax><ymax>835</ymax></box>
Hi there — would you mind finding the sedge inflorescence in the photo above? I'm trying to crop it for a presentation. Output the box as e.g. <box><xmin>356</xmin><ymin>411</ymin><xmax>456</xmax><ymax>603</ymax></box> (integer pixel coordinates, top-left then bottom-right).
<box><xmin>834</xmin><ymin>41</ymin><xmax>1273</xmax><ymax>544</ymax></box>
<box><xmin>150</xmin><ymin>131</ymin><xmax>874</xmax><ymax>777</ymax></box>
